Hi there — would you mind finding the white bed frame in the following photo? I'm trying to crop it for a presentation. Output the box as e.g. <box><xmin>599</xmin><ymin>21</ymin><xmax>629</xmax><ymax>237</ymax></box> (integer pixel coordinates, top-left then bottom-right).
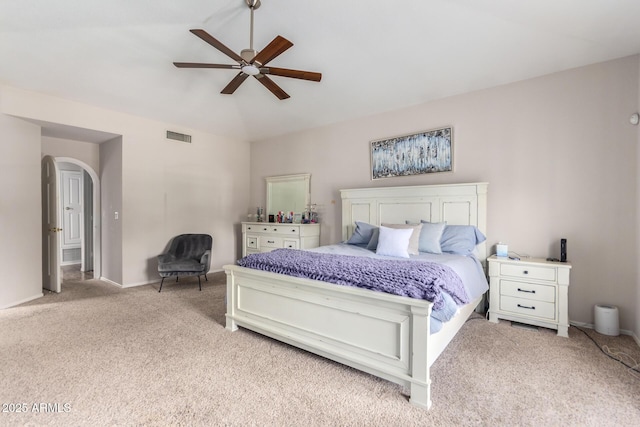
<box><xmin>224</xmin><ymin>182</ymin><xmax>488</xmax><ymax>410</ymax></box>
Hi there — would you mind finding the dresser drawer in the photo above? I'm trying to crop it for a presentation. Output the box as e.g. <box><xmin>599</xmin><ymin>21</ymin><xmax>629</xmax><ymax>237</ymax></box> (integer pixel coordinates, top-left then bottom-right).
<box><xmin>500</xmin><ymin>280</ymin><xmax>555</xmax><ymax>303</ymax></box>
<box><xmin>500</xmin><ymin>263</ymin><xmax>556</xmax><ymax>282</ymax></box>
<box><xmin>244</xmin><ymin>224</ymin><xmax>270</xmax><ymax>233</ymax></box>
<box><xmin>246</xmin><ymin>236</ymin><xmax>258</xmax><ymax>249</ymax></box>
<box><xmin>283</xmin><ymin>239</ymin><xmax>299</xmax><ymax>249</ymax></box>
<box><xmin>242</xmin><ymin>222</ymin><xmax>320</xmax><ymax>257</ymax></box>
<box><xmin>500</xmin><ymin>296</ymin><xmax>556</xmax><ymax>320</ymax></box>
<box><xmin>269</xmin><ymin>225</ymin><xmax>300</xmax><ymax>236</ymax></box>
<box><xmin>260</xmin><ymin>237</ymin><xmax>283</xmax><ymax>248</ymax></box>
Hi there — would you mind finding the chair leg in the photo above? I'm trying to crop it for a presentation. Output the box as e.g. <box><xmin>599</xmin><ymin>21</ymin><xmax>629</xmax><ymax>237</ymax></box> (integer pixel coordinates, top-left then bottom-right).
<box><xmin>159</xmin><ymin>277</ymin><xmax>165</xmax><ymax>293</ymax></box>
<box><xmin>198</xmin><ymin>275</ymin><xmax>202</xmax><ymax>291</ymax></box>
<box><xmin>204</xmin><ymin>273</ymin><xmax>208</xmax><ymax>282</ymax></box>
<box><xmin>176</xmin><ymin>276</ymin><xmax>179</xmax><ymax>282</ymax></box>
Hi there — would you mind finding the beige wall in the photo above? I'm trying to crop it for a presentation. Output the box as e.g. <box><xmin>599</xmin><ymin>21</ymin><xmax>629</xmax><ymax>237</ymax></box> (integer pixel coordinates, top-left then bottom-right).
<box><xmin>0</xmin><ymin>114</ymin><xmax>43</xmax><ymax>307</ymax></box>
<box><xmin>250</xmin><ymin>55</ymin><xmax>640</xmax><ymax>334</ymax></box>
<box><xmin>101</xmin><ymin>137</ymin><xmax>123</xmax><ymax>284</ymax></box>
<box><xmin>636</xmin><ymin>55</ymin><xmax>640</xmax><ymax>338</ymax></box>
<box><xmin>0</xmin><ymin>84</ymin><xmax>250</xmax><ymax>305</ymax></box>
<box><xmin>41</xmin><ymin>136</ymin><xmax>100</xmax><ymax>173</ymax></box>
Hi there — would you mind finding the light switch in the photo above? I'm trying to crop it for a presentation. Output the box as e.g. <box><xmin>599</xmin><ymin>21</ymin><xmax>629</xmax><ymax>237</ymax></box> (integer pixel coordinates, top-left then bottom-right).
<box><xmin>114</xmin><ymin>212</ymin><xmax>119</xmax><ymax>220</ymax></box>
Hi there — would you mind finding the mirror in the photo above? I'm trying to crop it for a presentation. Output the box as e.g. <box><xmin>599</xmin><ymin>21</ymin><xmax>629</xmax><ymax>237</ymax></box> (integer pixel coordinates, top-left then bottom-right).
<box><xmin>266</xmin><ymin>174</ymin><xmax>310</xmax><ymax>216</ymax></box>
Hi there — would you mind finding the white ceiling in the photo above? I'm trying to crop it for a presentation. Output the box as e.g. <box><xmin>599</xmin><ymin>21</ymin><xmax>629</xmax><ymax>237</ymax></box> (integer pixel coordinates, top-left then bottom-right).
<box><xmin>2</xmin><ymin>0</ymin><xmax>640</xmax><ymax>143</ymax></box>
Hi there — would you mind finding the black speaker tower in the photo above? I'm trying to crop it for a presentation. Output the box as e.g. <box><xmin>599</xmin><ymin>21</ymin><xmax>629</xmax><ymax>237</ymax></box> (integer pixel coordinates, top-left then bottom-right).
<box><xmin>560</xmin><ymin>238</ymin><xmax>567</xmax><ymax>262</ymax></box>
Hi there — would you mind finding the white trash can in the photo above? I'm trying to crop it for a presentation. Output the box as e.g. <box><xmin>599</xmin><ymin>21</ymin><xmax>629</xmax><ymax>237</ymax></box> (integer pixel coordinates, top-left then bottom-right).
<box><xmin>594</xmin><ymin>304</ymin><xmax>619</xmax><ymax>336</ymax></box>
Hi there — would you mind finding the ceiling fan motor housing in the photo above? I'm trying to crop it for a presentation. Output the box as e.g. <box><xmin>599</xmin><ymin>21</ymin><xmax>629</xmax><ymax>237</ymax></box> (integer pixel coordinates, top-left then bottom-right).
<box><xmin>241</xmin><ymin>48</ymin><xmax>258</xmax><ymax>63</ymax></box>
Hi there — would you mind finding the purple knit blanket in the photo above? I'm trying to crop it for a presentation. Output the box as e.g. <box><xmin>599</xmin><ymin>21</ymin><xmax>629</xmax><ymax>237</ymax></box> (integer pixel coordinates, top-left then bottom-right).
<box><xmin>236</xmin><ymin>249</ymin><xmax>468</xmax><ymax>310</ymax></box>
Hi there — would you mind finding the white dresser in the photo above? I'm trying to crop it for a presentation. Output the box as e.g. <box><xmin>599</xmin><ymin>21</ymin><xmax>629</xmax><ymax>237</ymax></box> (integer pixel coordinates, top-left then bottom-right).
<box><xmin>241</xmin><ymin>222</ymin><xmax>320</xmax><ymax>256</ymax></box>
<box><xmin>488</xmin><ymin>255</ymin><xmax>572</xmax><ymax>337</ymax></box>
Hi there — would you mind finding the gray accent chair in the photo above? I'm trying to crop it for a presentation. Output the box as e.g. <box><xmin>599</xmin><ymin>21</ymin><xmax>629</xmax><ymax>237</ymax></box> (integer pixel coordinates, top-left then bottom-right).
<box><xmin>157</xmin><ymin>234</ymin><xmax>212</xmax><ymax>292</ymax></box>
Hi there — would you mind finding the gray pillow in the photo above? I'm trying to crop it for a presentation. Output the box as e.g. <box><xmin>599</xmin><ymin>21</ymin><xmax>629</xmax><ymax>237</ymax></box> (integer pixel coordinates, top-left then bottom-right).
<box><xmin>407</xmin><ymin>221</ymin><xmax>446</xmax><ymax>254</ymax></box>
<box><xmin>347</xmin><ymin>221</ymin><xmax>378</xmax><ymax>246</ymax></box>
<box><xmin>436</xmin><ymin>223</ymin><xmax>487</xmax><ymax>255</ymax></box>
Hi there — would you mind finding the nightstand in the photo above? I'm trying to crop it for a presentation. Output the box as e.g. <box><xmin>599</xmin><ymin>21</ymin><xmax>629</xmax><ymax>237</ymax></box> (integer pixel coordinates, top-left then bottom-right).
<box><xmin>488</xmin><ymin>255</ymin><xmax>571</xmax><ymax>337</ymax></box>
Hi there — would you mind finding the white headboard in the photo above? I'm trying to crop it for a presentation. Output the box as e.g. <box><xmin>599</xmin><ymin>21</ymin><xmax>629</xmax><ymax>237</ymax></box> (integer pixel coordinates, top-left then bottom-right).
<box><xmin>340</xmin><ymin>182</ymin><xmax>489</xmax><ymax>261</ymax></box>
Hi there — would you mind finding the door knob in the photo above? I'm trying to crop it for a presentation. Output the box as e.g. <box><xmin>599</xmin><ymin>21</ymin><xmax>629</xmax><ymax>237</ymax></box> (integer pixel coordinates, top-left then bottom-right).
<box><xmin>65</xmin><ymin>207</ymin><xmax>73</xmax><ymax>210</ymax></box>
<box><xmin>49</xmin><ymin>227</ymin><xmax>63</xmax><ymax>232</ymax></box>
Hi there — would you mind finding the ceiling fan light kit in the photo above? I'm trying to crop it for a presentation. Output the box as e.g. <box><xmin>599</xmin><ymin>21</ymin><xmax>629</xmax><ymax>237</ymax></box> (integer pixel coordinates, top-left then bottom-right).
<box><xmin>173</xmin><ymin>0</ymin><xmax>321</xmax><ymax>100</ymax></box>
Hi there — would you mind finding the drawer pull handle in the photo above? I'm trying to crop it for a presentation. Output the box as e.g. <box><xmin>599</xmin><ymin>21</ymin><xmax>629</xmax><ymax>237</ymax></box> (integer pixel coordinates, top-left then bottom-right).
<box><xmin>267</xmin><ymin>240</ymin><xmax>275</xmax><ymax>244</ymax></box>
<box><xmin>517</xmin><ymin>288</ymin><xmax>536</xmax><ymax>294</ymax></box>
<box><xmin>263</xmin><ymin>228</ymin><xmax>268</xmax><ymax>231</ymax></box>
<box><xmin>517</xmin><ymin>304</ymin><xmax>535</xmax><ymax>310</ymax></box>
<box><xmin>522</xmin><ymin>270</ymin><xmax>529</xmax><ymax>275</ymax></box>
<box><xmin>247</xmin><ymin>227</ymin><xmax>252</xmax><ymax>230</ymax></box>
<box><xmin>291</xmin><ymin>229</ymin><xmax>296</xmax><ymax>232</ymax></box>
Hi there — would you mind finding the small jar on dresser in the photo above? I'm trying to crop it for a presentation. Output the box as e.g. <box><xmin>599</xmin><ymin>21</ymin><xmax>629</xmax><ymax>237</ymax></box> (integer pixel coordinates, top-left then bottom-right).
<box><xmin>241</xmin><ymin>222</ymin><xmax>320</xmax><ymax>257</ymax></box>
<box><xmin>488</xmin><ymin>255</ymin><xmax>572</xmax><ymax>337</ymax></box>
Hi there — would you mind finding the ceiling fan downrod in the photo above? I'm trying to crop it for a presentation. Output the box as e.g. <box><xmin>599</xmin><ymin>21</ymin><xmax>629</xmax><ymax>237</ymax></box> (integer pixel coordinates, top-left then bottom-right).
<box><xmin>241</xmin><ymin>0</ymin><xmax>261</xmax><ymax>72</ymax></box>
<box><xmin>242</xmin><ymin>0</ymin><xmax>261</xmax><ymax>63</ymax></box>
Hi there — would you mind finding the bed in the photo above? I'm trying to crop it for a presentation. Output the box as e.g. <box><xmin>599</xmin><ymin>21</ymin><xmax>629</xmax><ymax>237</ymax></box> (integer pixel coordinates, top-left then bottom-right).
<box><xmin>224</xmin><ymin>182</ymin><xmax>488</xmax><ymax>410</ymax></box>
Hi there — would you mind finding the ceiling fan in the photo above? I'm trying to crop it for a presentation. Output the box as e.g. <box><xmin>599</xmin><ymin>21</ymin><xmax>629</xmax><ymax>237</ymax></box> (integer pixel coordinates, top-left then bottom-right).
<box><xmin>173</xmin><ymin>0</ymin><xmax>322</xmax><ymax>100</ymax></box>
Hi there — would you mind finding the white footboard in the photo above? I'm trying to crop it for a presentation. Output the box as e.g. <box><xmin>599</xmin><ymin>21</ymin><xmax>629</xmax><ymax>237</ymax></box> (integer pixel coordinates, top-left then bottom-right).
<box><xmin>225</xmin><ymin>264</ymin><xmax>438</xmax><ymax>409</ymax></box>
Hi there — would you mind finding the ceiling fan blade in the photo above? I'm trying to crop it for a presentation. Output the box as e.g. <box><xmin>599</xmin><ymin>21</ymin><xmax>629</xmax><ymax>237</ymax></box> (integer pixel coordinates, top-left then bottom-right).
<box><xmin>221</xmin><ymin>72</ymin><xmax>249</xmax><ymax>95</ymax></box>
<box><xmin>251</xmin><ymin>35</ymin><xmax>293</xmax><ymax>66</ymax></box>
<box><xmin>173</xmin><ymin>62</ymin><xmax>240</xmax><ymax>69</ymax></box>
<box><xmin>261</xmin><ymin>67</ymin><xmax>322</xmax><ymax>82</ymax></box>
<box><xmin>190</xmin><ymin>29</ymin><xmax>244</xmax><ymax>63</ymax></box>
<box><xmin>254</xmin><ymin>74</ymin><xmax>290</xmax><ymax>100</ymax></box>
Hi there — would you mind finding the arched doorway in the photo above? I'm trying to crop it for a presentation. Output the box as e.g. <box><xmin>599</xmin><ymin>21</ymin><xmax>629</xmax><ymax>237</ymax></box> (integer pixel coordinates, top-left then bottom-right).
<box><xmin>47</xmin><ymin>157</ymin><xmax>101</xmax><ymax>289</ymax></box>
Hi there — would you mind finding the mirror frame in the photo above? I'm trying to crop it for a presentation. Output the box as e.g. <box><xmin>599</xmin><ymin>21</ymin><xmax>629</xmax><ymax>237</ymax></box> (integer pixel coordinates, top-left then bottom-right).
<box><xmin>266</xmin><ymin>173</ymin><xmax>311</xmax><ymax>216</ymax></box>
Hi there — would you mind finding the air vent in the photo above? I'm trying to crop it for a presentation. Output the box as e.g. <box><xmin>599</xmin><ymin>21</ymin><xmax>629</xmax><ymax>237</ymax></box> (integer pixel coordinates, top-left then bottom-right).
<box><xmin>166</xmin><ymin>131</ymin><xmax>192</xmax><ymax>143</ymax></box>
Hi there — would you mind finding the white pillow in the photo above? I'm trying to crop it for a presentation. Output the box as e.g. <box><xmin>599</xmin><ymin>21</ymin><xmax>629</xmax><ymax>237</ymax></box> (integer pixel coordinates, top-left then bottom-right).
<box><xmin>381</xmin><ymin>223</ymin><xmax>422</xmax><ymax>255</ymax></box>
<box><xmin>375</xmin><ymin>226</ymin><xmax>414</xmax><ymax>258</ymax></box>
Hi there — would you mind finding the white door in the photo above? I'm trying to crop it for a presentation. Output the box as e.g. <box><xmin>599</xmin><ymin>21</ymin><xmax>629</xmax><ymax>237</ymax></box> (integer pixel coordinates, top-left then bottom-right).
<box><xmin>61</xmin><ymin>170</ymin><xmax>82</xmax><ymax>250</ymax></box>
<box><xmin>42</xmin><ymin>156</ymin><xmax>61</xmax><ymax>293</ymax></box>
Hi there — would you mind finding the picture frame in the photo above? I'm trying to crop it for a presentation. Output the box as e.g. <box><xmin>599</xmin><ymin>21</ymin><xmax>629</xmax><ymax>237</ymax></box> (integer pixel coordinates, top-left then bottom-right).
<box><xmin>370</xmin><ymin>127</ymin><xmax>453</xmax><ymax>179</ymax></box>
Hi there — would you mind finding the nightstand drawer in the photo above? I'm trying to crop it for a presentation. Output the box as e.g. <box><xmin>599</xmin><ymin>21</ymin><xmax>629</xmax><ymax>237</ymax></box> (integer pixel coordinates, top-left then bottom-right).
<box><xmin>260</xmin><ymin>237</ymin><xmax>283</xmax><ymax>248</ymax></box>
<box><xmin>500</xmin><ymin>296</ymin><xmax>556</xmax><ymax>320</ymax></box>
<box><xmin>500</xmin><ymin>280</ymin><xmax>555</xmax><ymax>303</ymax></box>
<box><xmin>500</xmin><ymin>264</ymin><xmax>556</xmax><ymax>282</ymax></box>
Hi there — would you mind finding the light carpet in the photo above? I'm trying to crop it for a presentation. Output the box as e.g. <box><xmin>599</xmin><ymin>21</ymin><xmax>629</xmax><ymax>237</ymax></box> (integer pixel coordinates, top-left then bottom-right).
<box><xmin>1</xmin><ymin>272</ymin><xmax>639</xmax><ymax>426</ymax></box>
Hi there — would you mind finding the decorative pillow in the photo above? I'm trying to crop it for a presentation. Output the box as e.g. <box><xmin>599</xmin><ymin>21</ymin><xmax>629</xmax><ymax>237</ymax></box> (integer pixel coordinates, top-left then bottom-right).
<box><xmin>437</xmin><ymin>224</ymin><xmax>487</xmax><ymax>255</ymax></box>
<box><xmin>375</xmin><ymin>226</ymin><xmax>414</xmax><ymax>258</ymax></box>
<box><xmin>346</xmin><ymin>221</ymin><xmax>378</xmax><ymax>246</ymax></box>
<box><xmin>366</xmin><ymin>228</ymin><xmax>380</xmax><ymax>251</ymax></box>
<box><xmin>407</xmin><ymin>221</ymin><xmax>446</xmax><ymax>254</ymax></box>
<box><xmin>381</xmin><ymin>223</ymin><xmax>422</xmax><ymax>255</ymax></box>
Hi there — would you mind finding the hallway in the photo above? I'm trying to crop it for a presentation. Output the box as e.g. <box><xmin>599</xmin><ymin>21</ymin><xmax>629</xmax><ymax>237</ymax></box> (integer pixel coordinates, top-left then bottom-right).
<box><xmin>61</xmin><ymin>264</ymin><xmax>93</xmax><ymax>283</ymax></box>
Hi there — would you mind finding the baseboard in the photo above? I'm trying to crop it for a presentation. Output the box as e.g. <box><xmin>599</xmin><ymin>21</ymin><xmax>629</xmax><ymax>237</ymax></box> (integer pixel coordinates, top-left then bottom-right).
<box><xmin>570</xmin><ymin>320</ymin><xmax>637</xmax><ymax>344</ymax></box>
<box><xmin>0</xmin><ymin>292</ymin><xmax>44</xmax><ymax>309</ymax></box>
<box><xmin>121</xmin><ymin>268</ymin><xmax>225</xmax><ymax>289</ymax></box>
<box><xmin>121</xmin><ymin>280</ymin><xmax>157</xmax><ymax>288</ymax></box>
<box><xmin>99</xmin><ymin>277</ymin><xmax>123</xmax><ymax>288</ymax></box>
